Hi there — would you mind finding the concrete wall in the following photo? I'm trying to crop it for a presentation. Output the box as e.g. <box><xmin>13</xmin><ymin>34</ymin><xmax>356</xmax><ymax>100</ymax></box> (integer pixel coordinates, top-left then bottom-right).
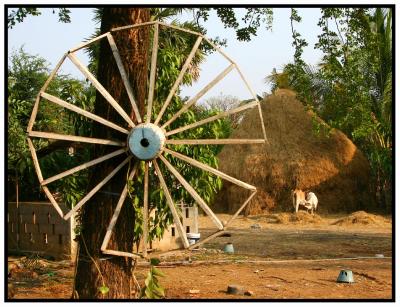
<box><xmin>8</xmin><ymin>202</ymin><xmax>199</xmax><ymax>258</ymax></box>
<box><xmin>147</xmin><ymin>205</ymin><xmax>199</xmax><ymax>252</ymax></box>
<box><xmin>7</xmin><ymin>202</ymin><xmax>76</xmax><ymax>260</ymax></box>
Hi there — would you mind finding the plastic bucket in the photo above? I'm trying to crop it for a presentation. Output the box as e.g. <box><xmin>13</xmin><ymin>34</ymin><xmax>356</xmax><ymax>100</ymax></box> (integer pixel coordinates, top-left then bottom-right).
<box><xmin>337</xmin><ymin>269</ymin><xmax>354</xmax><ymax>283</ymax></box>
<box><xmin>224</xmin><ymin>243</ymin><xmax>234</xmax><ymax>254</ymax></box>
<box><xmin>187</xmin><ymin>233</ymin><xmax>201</xmax><ymax>245</ymax></box>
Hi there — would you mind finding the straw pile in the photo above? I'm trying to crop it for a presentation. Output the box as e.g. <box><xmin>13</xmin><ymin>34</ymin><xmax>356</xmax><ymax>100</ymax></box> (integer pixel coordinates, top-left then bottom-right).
<box><xmin>213</xmin><ymin>89</ymin><xmax>374</xmax><ymax>214</ymax></box>
<box><xmin>332</xmin><ymin>211</ymin><xmax>390</xmax><ymax>226</ymax></box>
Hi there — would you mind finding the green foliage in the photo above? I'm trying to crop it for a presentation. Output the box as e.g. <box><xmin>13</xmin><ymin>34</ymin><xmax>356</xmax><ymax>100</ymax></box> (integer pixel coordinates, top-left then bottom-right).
<box><xmin>290</xmin><ymin>9</ymin><xmax>308</xmax><ymax>65</ymax></box>
<box><xmin>98</xmin><ymin>285</ymin><xmax>110</xmax><ymax>295</ymax></box>
<box><xmin>196</xmin><ymin>8</ymin><xmax>273</xmax><ymax>41</ymax></box>
<box><xmin>8</xmin><ymin>7</ymin><xmax>71</xmax><ymax>28</ymax></box>
<box><xmin>8</xmin><ymin>48</ymin><xmax>93</xmax><ymax>207</ymax></box>
<box><xmin>140</xmin><ymin>264</ymin><xmax>166</xmax><ymax>299</ymax></box>
<box><xmin>279</xmin><ymin>8</ymin><xmax>392</xmax><ymax>209</ymax></box>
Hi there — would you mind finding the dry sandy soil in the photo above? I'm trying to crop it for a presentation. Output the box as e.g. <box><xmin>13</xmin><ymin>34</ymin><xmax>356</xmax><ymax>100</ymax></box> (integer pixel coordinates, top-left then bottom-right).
<box><xmin>7</xmin><ymin>211</ymin><xmax>393</xmax><ymax>300</ymax></box>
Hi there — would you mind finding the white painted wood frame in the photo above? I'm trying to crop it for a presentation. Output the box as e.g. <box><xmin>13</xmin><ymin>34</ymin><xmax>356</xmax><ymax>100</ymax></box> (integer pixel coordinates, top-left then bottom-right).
<box><xmin>101</xmin><ymin>162</ymin><xmax>142</xmax><ymax>259</ymax></box>
<box><xmin>67</xmin><ymin>53</ymin><xmax>136</xmax><ymax>128</ymax></box>
<box><xmin>28</xmin><ymin>131</ymin><xmax>124</xmax><ymax>146</ymax></box>
<box><xmin>161</xmin><ymin>64</ymin><xmax>235</xmax><ymax>129</ymax></box>
<box><xmin>63</xmin><ymin>156</ymin><xmax>131</xmax><ymax>220</ymax></box>
<box><xmin>159</xmin><ymin>155</ymin><xmax>224</xmax><ymax>230</ymax></box>
<box><xmin>166</xmin><ymin>100</ymin><xmax>258</xmax><ymax>136</ymax></box>
<box><xmin>154</xmin><ymin>35</ymin><xmax>203</xmax><ymax>125</ymax></box>
<box><xmin>146</xmin><ymin>23</ymin><xmax>159</xmax><ymax>123</ymax></box>
<box><xmin>106</xmin><ymin>33</ymin><xmax>142</xmax><ymax>123</ymax></box>
<box><xmin>153</xmin><ymin>159</ymin><xmax>190</xmax><ymax>248</ymax></box>
<box><xmin>41</xmin><ymin>92</ymin><xmax>129</xmax><ymax>134</ymax></box>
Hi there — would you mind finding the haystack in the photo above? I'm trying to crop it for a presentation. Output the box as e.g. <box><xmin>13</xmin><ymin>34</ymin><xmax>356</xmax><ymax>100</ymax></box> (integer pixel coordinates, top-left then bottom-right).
<box><xmin>213</xmin><ymin>89</ymin><xmax>374</xmax><ymax>214</ymax></box>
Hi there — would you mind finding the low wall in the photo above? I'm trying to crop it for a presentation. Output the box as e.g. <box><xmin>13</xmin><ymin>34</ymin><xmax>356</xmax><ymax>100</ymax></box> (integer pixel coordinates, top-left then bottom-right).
<box><xmin>7</xmin><ymin>202</ymin><xmax>76</xmax><ymax>260</ymax></box>
<box><xmin>8</xmin><ymin>202</ymin><xmax>199</xmax><ymax>258</ymax></box>
<box><xmin>150</xmin><ymin>205</ymin><xmax>199</xmax><ymax>251</ymax></box>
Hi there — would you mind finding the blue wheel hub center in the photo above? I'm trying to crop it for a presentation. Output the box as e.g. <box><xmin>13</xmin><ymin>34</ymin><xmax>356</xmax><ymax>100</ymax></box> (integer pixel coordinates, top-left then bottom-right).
<box><xmin>127</xmin><ymin>123</ymin><xmax>166</xmax><ymax>160</ymax></box>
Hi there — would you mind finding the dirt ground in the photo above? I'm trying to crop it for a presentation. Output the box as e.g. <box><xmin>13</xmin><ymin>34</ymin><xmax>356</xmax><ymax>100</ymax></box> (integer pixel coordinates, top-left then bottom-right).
<box><xmin>7</xmin><ymin>211</ymin><xmax>393</xmax><ymax>300</ymax></box>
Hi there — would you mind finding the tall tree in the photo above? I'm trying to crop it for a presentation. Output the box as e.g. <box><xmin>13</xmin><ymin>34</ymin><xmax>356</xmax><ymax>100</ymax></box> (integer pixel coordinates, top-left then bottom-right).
<box><xmin>74</xmin><ymin>8</ymin><xmax>150</xmax><ymax>299</ymax></box>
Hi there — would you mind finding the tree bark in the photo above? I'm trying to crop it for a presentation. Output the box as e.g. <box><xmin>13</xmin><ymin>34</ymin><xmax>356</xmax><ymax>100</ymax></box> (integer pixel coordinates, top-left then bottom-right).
<box><xmin>74</xmin><ymin>8</ymin><xmax>150</xmax><ymax>299</ymax></box>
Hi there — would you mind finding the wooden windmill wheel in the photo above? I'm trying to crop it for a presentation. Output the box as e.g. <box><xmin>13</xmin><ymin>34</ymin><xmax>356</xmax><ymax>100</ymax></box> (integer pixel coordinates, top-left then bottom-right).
<box><xmin>26</xmin><ymin>21</ymin><xmax>267</xmax><ymax>259</ymax></box>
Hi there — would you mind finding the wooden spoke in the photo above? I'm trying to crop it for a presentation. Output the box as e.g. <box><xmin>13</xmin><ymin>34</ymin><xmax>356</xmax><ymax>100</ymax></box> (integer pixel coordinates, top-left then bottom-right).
<box><xmin>41</xmin><ymin>92</ymin><xmax>129</xmax><ymax>134</ymax></box>
<box><xmin>154</xmin><ymin>36</ymin><xmax>203</xmax><ymax>125</ymax></box>
<box><xmin>111</xmin><ymin>21</ymin><xmax>157</xmax><ymax>33</ymax></box>
<box><xmin>27</xmin><ymin>53</ymin><xmax>67</xmax><ymax>132</ymax></box>
<box><xmin>28</xmin><ymin>131</ymin><xmax>124</xmax><ymax>146</ymax></box>
<box><xmin>67</xmin><ymin>53</ymin><xmax>136</xmax><ymax>128</ymax></box>
<box><xmin>188</xmin><ymin>230</ymin><xmax>226</xmax><ymax>250</ymax></box>
<box><xmin>41</xmin><ymin>148</ymin><xmax>128</xmax><ymax>186</ymax></box>
<box><xmin>166</xmin><ymin>100</ymin><xmax>258</xmax><ymax>136</ymax></box>
<box><xmin>159</xmin><ymin>155</ymin><xmax>224</xmax><ymax>230</ymax></box>
<box><xmin>163</xmin><ymin>148</ymin><xmax>256</xmax><ymax>191</ymax></box>
<box><xmin>203</xmin><ymin>36</ymin><xmax>235</xmax><ymax>64</ymax></box>
<box><xmin>101</xmin><ymin>249</ymin><xmax>141</xmax><ymax>258</ymax></box>
<box><xmin>42</xmin><ymin>186</ymin><xmax>65</xmax><ymax>218</ymax></box>
<box><xmin>153</xmin><ymin>159</ymin><xmax>190</xmax><ymax>248</ymax></box>
<box><xmin>162</xmin><ymin>64</ymin><xmax>236</xmax><ymax>129</ymax></box>
<box><xmin>235</xmin><ymin>66</ymin><xmax>268</xmax><ymax>141</ymax></box>
<box><xmin>101</xmin><ymin>162</ymin><xmax>139</xmax><ymax>253</ymax></box>
<box><xmin>142</xmin><ymin>162</ymin><xmax>150</xmax><ymax>257</ymax></box>
<box><xmin>106</xmin><ymin>33</ymin><xmax>142</xmax><ymax>123</ymax></box>
<box><xmin>159</xmin><ymin>22</ymin><xmax>202</xmax><ymax>36</ymax></box>
<box><xmin>63</xmin><ymin>156</ymin><xmax>131</xmax><ymax>220</ymax></box>
<box><xmin>27</xmin><ymin>138</ymin><xmax>65</xmax><ymax>217</ymax></box>
<box><xmin>166</xmin><ymin>139</ymin><xmax>266</xmax><ymax>145</ymax></box>
<box><xmin>146</xmin><ymin>23</ymin><xmax>159</xmax><ymax>123</ymax></box>
<box><xmin>69</xmin><ymin>33</ymin><xmax>109</xmax><ymax>53</ymax></box>
<box><xmin>225</xmin><ymin>190</ymin><xmax>257</xmax><ymax>227</ymax></box>
<box><xmin>26</xmin><ymin>138</ymin><xmax>44</xmax><ymax>183</ymax></box>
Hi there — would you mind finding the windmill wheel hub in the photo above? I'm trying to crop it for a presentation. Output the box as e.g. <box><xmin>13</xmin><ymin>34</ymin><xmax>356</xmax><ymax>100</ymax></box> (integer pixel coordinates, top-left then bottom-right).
<box><xmin>128</xmin><ymin>123</ymin><xmax>166</xmax><ymax>160</ymax></box>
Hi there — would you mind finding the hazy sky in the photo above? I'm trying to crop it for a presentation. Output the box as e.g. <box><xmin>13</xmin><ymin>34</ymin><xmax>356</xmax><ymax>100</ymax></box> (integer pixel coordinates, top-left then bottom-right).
<box><xmin>8</xmin><ymin>7</ymin><xmax>324</xmax><ymax>101</ymax></box>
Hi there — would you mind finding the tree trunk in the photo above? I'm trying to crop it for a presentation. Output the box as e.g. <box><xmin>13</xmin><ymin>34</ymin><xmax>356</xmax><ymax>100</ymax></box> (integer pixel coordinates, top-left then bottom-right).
<box><xmin>74</xmin><ymin>8</ymin><xmax>150</xmax><ymax>299</ymax></box>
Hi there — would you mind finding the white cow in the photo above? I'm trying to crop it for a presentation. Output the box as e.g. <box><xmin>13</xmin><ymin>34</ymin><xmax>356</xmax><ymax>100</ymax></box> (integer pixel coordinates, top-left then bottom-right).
<box><xmin>299</xmin><ymin>192</ymin><xmax>318</xmax><ymax>214</ymax></box>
